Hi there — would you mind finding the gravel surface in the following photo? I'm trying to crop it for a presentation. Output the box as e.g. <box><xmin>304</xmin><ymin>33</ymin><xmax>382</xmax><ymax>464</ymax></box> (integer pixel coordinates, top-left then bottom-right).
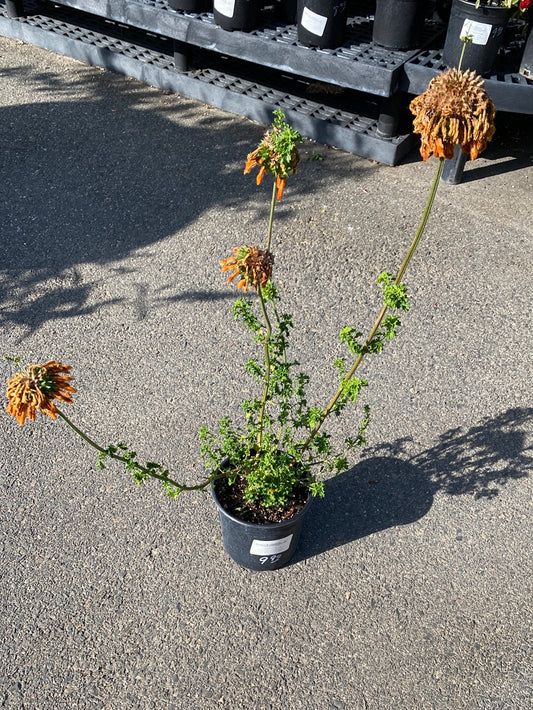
<box><xmin>1</xmin><ymin>36</ymin><xmax>532</xmax><ymax>710</ymax></box>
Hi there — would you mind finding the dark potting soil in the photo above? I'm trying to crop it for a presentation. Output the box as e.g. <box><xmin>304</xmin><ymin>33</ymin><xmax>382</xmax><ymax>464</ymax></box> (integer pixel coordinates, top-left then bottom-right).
<box><xmin>214</xmin><ymin>475</ymin><xmax>309</xmax><ymax>524</ymax></box>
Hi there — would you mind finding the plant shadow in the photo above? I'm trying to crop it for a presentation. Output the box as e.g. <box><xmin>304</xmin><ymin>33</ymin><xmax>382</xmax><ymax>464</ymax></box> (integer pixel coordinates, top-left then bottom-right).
<box><xmin>0</xmin><ymin>57</ymin><xmax>361</xmax><ymax>339</ymax></box>
<box><xmin>294</xmin><ymin>407</ymin><xmax>532</xmax><ymax>562</ymax></box>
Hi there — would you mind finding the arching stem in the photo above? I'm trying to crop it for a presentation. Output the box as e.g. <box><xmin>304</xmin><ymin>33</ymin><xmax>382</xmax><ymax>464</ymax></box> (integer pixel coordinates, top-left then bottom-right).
<box><xmin>300</xmin><ymin>157</ymin><xmax>445</xmax><ymax>454</ymax></box>
<box><xmin>56</xmin><ymin>408</ymin><xmax>212</xmax><ymax>492</ymax></box>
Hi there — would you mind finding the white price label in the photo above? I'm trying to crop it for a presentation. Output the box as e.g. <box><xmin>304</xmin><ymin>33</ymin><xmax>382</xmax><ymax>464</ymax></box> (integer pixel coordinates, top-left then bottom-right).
<box><xmin>250</xmin><ymin>534</ymin><xmax>293</xmax><ymax>556</ymax></box>
<box><xmin>301</xmin><ymin>7</ymin><xmax>328</xmax><ymax>38</ymax></box>
<box><xmin>214</xmin><ymin>0</ymin><xmax>235</xmax><ymax>19</ymax></box>
<box><xmin>460</xmin><ymin>19</ymin><xmax>492</xmax><ymax>46</ymax></box>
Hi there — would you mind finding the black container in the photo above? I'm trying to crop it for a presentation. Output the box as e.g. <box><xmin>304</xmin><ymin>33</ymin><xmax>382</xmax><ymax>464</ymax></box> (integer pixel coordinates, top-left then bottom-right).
<box><xmin>212</xmin><ymin>483</ymin><xmax>312</xmax><ymax>570</ymax></box>
<box><xmin>274</xmin><ymin>0</ymin><xmax>298</xmax><ymax>23</ymax></box>
<box><xmin>372</xmin><ymin>0</ymin><xmax>427</xmax><ymax>51</ymax></box>
<box><xmin>213</xmin><ymin>0</ymin><xmax>262</xmax><ymax>31</ymax></box>
<box><xmin>168</xmin><ymin>0</ymin><xmax>212</xmax><ymax>11</ymax></box>
<box><xmin>297</xmin><ymin>0</ymin><xmax>348</xmax><ymax>49</ymax></box>
<box><xmin>442</xmin><ymin>0</ymin><xmax>512</xmax><ymax>75</ymax></box>
<box><xmin>6</xmin><ymin>0</ymin><xmax>25</xmax><ymax>17</ymax></box>
<box><xmin>519</xmin><ymin>26</ymin><xmax>533</xmax><ymax>79</ymax></box>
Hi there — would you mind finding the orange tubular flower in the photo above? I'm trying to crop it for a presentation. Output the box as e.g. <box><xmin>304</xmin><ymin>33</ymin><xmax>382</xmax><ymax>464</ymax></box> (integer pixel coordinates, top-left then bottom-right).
<box><xmin>6</xmin><ymin>361</ymin><xmax>76</xmax><ymax>426</ymax></box>
<box><xmin>220</xmin><ymin>246</ymin><xmax>274</xmax><ymax>293</ymax></box>
<box><xmin>409</xmin><ymin>68</ymin><xmax>496</xmax><ymax>161</ymax></box>
<box><xmin>243</xmin><ymin>111</ymin><xmax>302</xmax><ymax>200</ymax></box>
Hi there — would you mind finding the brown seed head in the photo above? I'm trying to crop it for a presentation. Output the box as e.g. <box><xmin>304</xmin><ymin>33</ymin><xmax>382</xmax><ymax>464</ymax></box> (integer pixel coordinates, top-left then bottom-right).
<box><xmin>409</xmin><ymin>68</ymin><xmax>496</xmax><ymax>161</ymax></box>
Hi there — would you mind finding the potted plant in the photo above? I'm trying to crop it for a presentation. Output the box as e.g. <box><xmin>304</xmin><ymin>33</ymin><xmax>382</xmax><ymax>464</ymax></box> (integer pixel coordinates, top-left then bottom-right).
<box><xmin>297</xmin><ymin>0</ymin><xmax>348</xmax><ymax>49</ymax></box>
<box><xmin>442</xmin><ymin>0</ymin><xmax>530</xmax><ymax>75</ymax></box>
<box><xmin>5</xmin><ymin>78</ymin><xmax>497</xmax><ymax>569</ymax></box>
<box><xmin>213</xmin><ymin>0</ymin><xmax>262</xmax><ymax>31</ymax></box>
<box><xmin>372</xmin><ymin>0</ymin><xmax>428</xmax><ymax>51</ymax></box>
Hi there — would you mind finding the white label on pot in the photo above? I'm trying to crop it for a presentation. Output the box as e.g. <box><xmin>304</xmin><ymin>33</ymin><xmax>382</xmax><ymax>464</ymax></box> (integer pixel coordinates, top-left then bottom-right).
<box><xmin>250</xmin><ymin>534</ymin><xmax>293</xmax><ymax>556</ymax></box>
<box><xmin>214</xmin><ymin>0</ymin><xmax>235</xmax><ymax>19</ymax></box>
<box><xmin>460</xmin><ymin>19</ymin><xmax>492</xmax><ymax>46</ymax></box>
<box><xmin>301</xmin><ymin>7</ymin><xmax>328</xmax><ymax>38</ymax></box>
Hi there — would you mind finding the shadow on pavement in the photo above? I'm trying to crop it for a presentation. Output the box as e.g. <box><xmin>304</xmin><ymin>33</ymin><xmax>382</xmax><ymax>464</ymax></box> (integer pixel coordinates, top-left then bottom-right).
<box><xmin>295</xmin><ymin>406</ymin><xmax>532</xmax><ymax>562</ymax></box>
<box><xmin>0</xmin><ymin>61</ymin><xmax>366</xmax><ymax>338</ymax></box>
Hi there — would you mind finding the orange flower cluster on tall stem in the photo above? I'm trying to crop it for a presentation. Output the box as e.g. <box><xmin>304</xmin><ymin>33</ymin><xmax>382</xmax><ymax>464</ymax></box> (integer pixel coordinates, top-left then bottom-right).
<box><xmin>243</xmin><ymin>110</ymin><xmax>302</xmax><ymax>200</ymax></box>
<box><xmin>244</xmin><ymin>146</ymin><xmax>297</xmax><ymax>200</ymax></box>
<box><xmin>6</xmin><ymin>361</ymin><xmax>76</xmax><ymax>426</ymax></box>
<box><xmin>220</xmin><ymin>245</ymin><xmax>274</xmax><ymax>293</ymax></box>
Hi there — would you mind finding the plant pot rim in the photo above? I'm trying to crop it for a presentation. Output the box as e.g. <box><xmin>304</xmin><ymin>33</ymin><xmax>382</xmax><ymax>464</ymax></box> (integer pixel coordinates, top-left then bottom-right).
<box><xmin>453</xmin><ymin>0</ymin><xmax>513</xmax><ymax>9</ymax></box>
<box><xmin>210</xmin><ymin>482</ymin><xmax>313</xmax><ymax>529</ymax></box>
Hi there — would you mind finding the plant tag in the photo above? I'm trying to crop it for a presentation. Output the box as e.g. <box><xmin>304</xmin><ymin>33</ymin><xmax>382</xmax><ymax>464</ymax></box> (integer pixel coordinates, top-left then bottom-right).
<box><xmin>214</xmin><ymin>0</ymin><xmax>235</xmax><ymax>18</ymax></box>
<box><xmin>250</xmin><ymin>535</ymin><xmax>293</xmax><ymax>556</ymax></box>
<box><xmin>301</xmin><ymin>7</ymin><xmax>328</xmax><ymax>38</ymax></box>
<box><xmin>460</xmin><ymin>19</ymin><xmax>492</xmax><ymax>46</ymax></box>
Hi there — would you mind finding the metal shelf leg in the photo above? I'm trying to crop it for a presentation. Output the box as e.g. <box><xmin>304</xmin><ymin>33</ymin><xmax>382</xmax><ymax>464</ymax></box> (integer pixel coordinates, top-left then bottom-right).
<box><xmin>6</xmin><ymin>0</ymin><xmax>25</xmax><ymax>17</ymax></box>
<box><xmin>173</xmin><ymin>39</ymin><xmax>190</xmax><ymax>73</ymax></box>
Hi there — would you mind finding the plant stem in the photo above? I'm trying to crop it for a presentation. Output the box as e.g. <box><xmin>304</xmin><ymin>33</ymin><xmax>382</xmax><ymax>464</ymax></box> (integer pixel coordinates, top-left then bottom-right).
<box><xmin>301</xmin><ymin>157</ymin><xmax>445</xmax><ymax>453</ymax></box>
<box><xmin>458</xmin><ymin>39</ymin><xmax>468</xmax><ymax>72</ymax></box>
<box><xmin>256</xmin><ymin>283</ymin><xmax>273</xmax><ymax>450</ymax></box>
<box><xmin>265</xmin><ymin>180</ymin><xmax>277</xmax><ymax>253</ymax></box>
<box><xmin>55</xmin><ymin>408</ymin><xmax>212</xmax><ymax>492</ymax></box>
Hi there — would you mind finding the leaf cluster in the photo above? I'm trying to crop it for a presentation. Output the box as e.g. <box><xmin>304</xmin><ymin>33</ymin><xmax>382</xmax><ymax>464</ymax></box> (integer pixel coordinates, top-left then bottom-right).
<box><xmin>199</xmin><ymin>282</ymin><xmax>371</xmax><ymax>508</ymax></box>
<box><xmin>256</xmin><ymin>109</ymin><xmax>303</xmax><ymax>178</ymax></box>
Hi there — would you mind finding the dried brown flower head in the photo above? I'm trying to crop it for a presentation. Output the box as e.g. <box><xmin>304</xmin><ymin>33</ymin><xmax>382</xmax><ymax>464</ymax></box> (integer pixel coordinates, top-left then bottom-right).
<box><xmin>409</xmin><ymin>68</ymin><xmax>496</xmax><ymax>161</ymax></box>
<box><xmin>220</xmin><ymin>246</ymin><xmax>274</xmax><ymax>293</ymax></box>
<box><xmin>6</xmin><ymin>361</ymin><xmax>76</xmax><ymax>426</ymax></box>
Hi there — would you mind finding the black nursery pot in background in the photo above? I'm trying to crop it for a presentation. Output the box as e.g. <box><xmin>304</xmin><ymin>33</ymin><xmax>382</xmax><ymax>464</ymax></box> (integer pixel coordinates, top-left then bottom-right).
<box><xmin>519</xmin><ymin>25</ymin><xmax>533</xmax><ymax>79</ymax></box>
<box><xmin>297</xmin><ymin>0</ymin><xmax>348</xmax><ymax>49</ymax></box>
<box><xmin>372</xmin><ymin>0</ymin><xmax>427</xmax><ymax>51</ymax></box>
<box><xmin>211</xmin><ymin>483</ymin><xmax>312</xmax><ymax>571</ymax></box>
<box><xmin>442</xmin><ymin>0</ymin><xmax>512</xmax><ymax>75</ymax></box>
<box><xmin>213</xmin><ymin>0</ymin><xmax>262</xmax><ymax>31</ymax></box>
<box><xmin>167</xmin><ymin>0</ymin><xmax>212</xmax><ymax>11</ymax></box>
<box><xmin>274</xmin><ymin>0</ymin><xmax>298</xmax><ymax>23</ymax></box>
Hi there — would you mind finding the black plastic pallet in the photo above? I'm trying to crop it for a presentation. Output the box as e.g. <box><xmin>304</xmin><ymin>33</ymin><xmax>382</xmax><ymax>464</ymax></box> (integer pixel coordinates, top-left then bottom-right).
<box><xmin>402</xmin><ymin>35</ymin><xmax>533</xmax><ymax>114</ymax></box>
<box><xmin>0</xmin><ymin>0</ymin><xmax>417</xmax><ymax>164</ymax></box>
<box><xmin>24</xmin><ymin>0</ymin><xmax>446</xmax><ymax>97</ymax></box>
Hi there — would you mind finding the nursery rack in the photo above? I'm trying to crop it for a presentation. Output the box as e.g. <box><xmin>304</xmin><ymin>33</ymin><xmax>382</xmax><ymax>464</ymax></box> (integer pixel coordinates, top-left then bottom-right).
<box><xmin>1</xmin><ymin>0</ymin><xmax>531</xmax><ymax>174</ymax></box>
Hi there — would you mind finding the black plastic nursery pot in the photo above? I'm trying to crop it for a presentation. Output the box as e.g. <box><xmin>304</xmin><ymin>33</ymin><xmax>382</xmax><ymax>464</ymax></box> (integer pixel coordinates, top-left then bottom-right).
<box><xmin>211</xmin><ymin>483</ymin><xmax>312</xmax><ymax>571</ymax></box>
<box><xmin>213</xmin><ymin>0</ymin><xmax>262</xmax><ymax>31</ymax></box>
<box><xmin>372</xmin><ymin>0</ymin><xmax>428</xmax><ymax>51</ymax></box>
<box><xmin>275</xmin><ymin>0</ymin><xmax>298</xmax><ymax>23</ymax></box>
<box><xmin>442</xmin><ymin>0</ymin><xmax>512</xmax><ymax>75</ymax></box>
<box><xmin>297</xmin><ymin>0</ymin><xmax>348</xmax><ymax>49</ymax></box>
<box><xmin>519</xmin><ymin>26</ymin><xmax>533</xmax><ymax>78</ymax></box>
<box><xmin>167</xmin><ymin>0</ymin><xmax>213</xmax><ymax>12</ymax></box>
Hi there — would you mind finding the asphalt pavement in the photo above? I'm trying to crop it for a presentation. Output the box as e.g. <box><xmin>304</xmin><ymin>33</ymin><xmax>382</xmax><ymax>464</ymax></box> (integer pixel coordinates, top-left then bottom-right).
<box><xmin>1</xmin><ymin>35</ymin><xmax>532</xmax><ymax>710</ymax></box>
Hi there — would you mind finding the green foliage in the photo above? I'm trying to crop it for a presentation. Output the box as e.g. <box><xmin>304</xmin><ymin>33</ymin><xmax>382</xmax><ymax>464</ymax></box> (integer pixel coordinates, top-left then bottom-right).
<box><xmin>199</xmin><ymin>282</ymin><xmax>372</xmax><ymax>509</ymax></box>
<box><xmin>377</xmin><ymin>272</ymin><xmax>410</xmax><ymax>311</ymax></box>
<box><xmin>4</xmin><ymin>356</ymin><xmax>22</xmax><ymax>365</ymax></box>
<box><xmin>267</xmin><ymin>109</ymin><xmax>304</xmax><ymax>178</ymax></box>
<box><xmin>339</xmin><ymin>326</ymin><xmax>364</xmax><ymax>355</ymax></box>
<box><xmin>8</xmin><ymin>112</ymin><xmax>426</xmax><ymax>516</ymax></box>
<box><xmin>95</xmin><ymin>442</ymin><xmax>184</xmax><ymax>498</ymax></box>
